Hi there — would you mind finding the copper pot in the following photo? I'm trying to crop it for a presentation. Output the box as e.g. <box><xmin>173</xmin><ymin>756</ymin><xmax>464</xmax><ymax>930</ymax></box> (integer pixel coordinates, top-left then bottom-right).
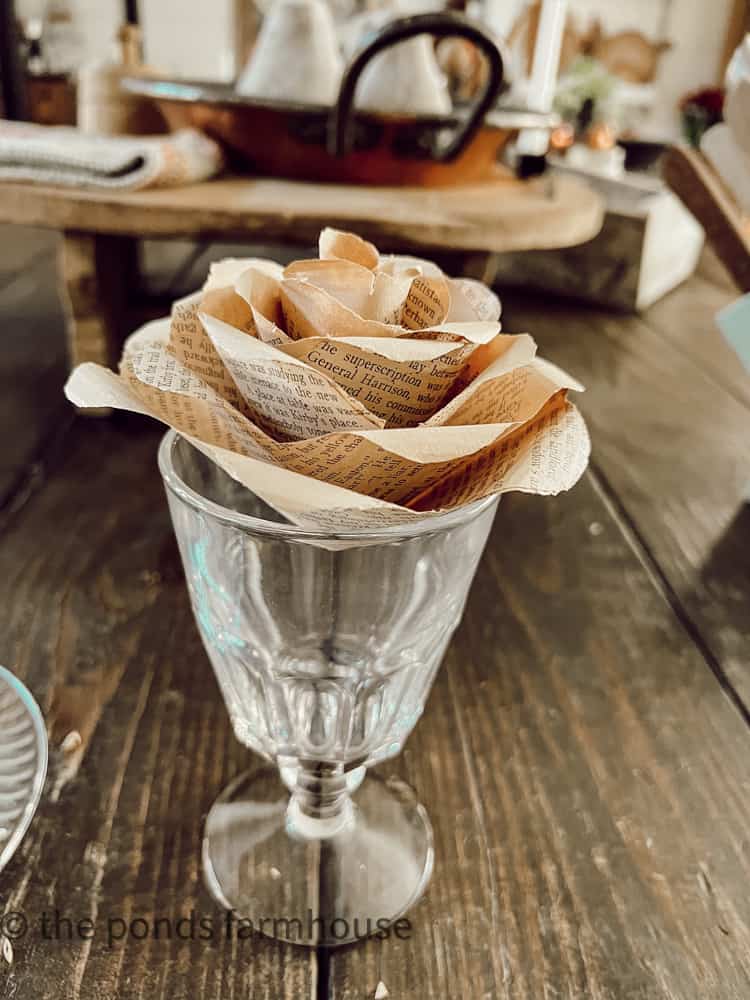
<box><xmin>124</xmin><ymin>12</ymin><xmax>557</xmax><ymax>187</ymax></box>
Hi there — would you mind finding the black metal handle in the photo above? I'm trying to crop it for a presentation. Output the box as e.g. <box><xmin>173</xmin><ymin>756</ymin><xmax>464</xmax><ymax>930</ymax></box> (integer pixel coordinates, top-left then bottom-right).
<box><xmin>328</xmin><ymin>12</ymin><xmax>507</xmax><ymax>162</ymax></box>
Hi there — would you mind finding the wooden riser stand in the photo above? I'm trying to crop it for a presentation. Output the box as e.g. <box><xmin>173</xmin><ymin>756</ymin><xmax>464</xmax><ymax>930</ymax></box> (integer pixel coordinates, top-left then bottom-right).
<box><xmin>664</xmin><ymin>144</ymin><xmax>750</xmax><ymax>293</ymax></box>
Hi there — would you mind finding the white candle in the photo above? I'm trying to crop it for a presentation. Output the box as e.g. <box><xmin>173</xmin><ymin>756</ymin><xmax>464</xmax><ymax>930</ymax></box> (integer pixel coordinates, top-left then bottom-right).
<box><xmin>528</xmin><ymin>0</ymin><xmax>567</xmax><ymax>113</ymax></box>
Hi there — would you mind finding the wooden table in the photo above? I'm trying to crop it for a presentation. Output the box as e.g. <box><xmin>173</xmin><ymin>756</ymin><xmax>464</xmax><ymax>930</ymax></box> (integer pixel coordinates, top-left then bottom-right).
<box><xmin>0</xmin><ymin>175</ymin><xmax>603</xmax><ymax>369</ymax></box>
<box><xmin>2</xmin><ymin>230</ymin><xmax>750</xmax><ymax>999</ymax></box>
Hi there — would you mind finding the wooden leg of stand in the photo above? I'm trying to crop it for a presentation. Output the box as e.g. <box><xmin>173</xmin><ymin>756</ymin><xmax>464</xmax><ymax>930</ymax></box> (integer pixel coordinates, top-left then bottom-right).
<box><xmin>59</xmin><ymin>232</ymin><xmax>139</xmax><ymax>416</ymax></box>
<box><xmin>59</xmin><ymin>231</ymin><xmax>138</xmax><ymax>369</ymax></box>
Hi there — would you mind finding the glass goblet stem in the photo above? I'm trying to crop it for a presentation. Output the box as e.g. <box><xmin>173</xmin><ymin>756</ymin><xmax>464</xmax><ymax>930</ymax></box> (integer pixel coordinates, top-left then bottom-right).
<box><xmin>286</xmin><ymin>760</ymin><xmax>354</xmax><ymax>839</ymax></box>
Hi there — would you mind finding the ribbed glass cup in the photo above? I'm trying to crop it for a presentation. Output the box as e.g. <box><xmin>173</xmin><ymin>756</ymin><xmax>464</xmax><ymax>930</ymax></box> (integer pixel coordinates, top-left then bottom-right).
<box><xmin>159</xmin><ymin>430</ymin><xmax>498</xmax><ymax>946</ymax></box>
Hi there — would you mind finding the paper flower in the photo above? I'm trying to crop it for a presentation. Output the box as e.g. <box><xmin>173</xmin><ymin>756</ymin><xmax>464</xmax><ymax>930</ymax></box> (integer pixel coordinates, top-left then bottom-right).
<box><xmin>65</xmin><ymin>228</ymin><xmax>589</xmax><ymax>529</ymax></box>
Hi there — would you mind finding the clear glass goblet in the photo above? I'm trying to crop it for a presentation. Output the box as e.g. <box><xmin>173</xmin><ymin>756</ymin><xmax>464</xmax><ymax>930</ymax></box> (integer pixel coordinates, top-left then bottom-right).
<box><xmin>159</xmin><ymin>430</ymin><xmax>499</xmax><ymax>946</ymax></box>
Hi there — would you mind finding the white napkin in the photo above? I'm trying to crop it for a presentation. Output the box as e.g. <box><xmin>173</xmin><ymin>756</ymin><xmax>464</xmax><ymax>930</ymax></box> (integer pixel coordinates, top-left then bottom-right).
<box><xmin>0</xmin><ymin>121</ymin><xmax>224</xmax><ymax>190</ymax></box>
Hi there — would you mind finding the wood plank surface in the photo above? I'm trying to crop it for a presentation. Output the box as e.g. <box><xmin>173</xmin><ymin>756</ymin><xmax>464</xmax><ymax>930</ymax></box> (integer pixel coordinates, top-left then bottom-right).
<box><xmin>0</xmin><ymin>228</ymin><xmax>70</xmax><ymax>507</ymax></box>
<box><xmin>5</xmin><ymin>418</ymin><xmax>750</xmax><ymax>1000</ymax></box>
<box><xmin>2</xmin><ymin>229</ymin><xmax>750</xmax><ymax>999</ymax></box>
<box><xmin>0</xmin><ymin>419</ymin><xmax>316</xmax><ymax>1000</ymax></box>
<box><xmin>645</xmin><ymin>265</ymin><xmax>750</xmax><ymax>409</ymax></box>
<box><xmin>501</xmin><ymin>264</ymin><xmax>750</xmax><ymax>708</ymax></box>
<box><xmin>0</xmin><ymin>174</ymin><xmax>603</xmax><ymax>254</ymax></box>
<box><xmin>330</xmin><ymin>470</ymin><xmax>750</xmax><ymax>999</ymax></box>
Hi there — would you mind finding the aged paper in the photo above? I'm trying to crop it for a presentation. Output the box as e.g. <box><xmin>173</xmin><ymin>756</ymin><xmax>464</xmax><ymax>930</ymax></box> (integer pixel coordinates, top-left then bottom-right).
<box><xmin>378</xmin><ymin>253</ymin><xmax>444</xmax><ymax>278</ymax></box>
<box><xmin>446</xmin><ymin>277</ymin><xmax>502</xmax><ymax>322</ymax></box>
<box><xmin>122</xmin><ymin>316</ymin><xmax>170</xmax><ymax>355</ymax></box>
<box><xmin>283</xmin><ymin>260</ymin><xmax>450</xmax><ymax>331</ymax></box>
<box><xmin>123</xmin><ymin>340</ymin><xmax>274</xmax><ymax>459</ymax></box>
<box><xmin>400</xmin><ymin>275</ymin><xmax>451</xmax><ymax>329</ymax></box>
<box><xmin>65</xmin><ymin>361</ymin><xmax>589</xmax><ymax>528</ymax></box>
<box><xmin>378</xmin><ymin>254</ymin><xmax>501</xmax><ymax>322</ymax></box>
<box><xmin>204</xmin><ymin>257</ymin><xmax>283</xmax><ymax>291</ymax></box>
<box><xmin>67</xmin><ymin>354</ymin><xmax>589</xmax><ymax>532</ymax></box>
<box><xmin>196</xmin><ymin>275</ymin><xmax>508</xmax><ymax>429</ymax></box>
<box><xmin>410</xmin><ymin>396</ymin><xmax>590</xmax><ymax>510</ymax></box>
<box><xmin>280</xmin><ymin>275</ymin><xmax>503</xmax><ymax>343</ymax></box>
<box><xmin>201</xmin><ymin>286</ymin><xmax>257</xmax><ymax>333</ymax></box>
<box><xmin>319</xmin><ymin>227</ymin><xmax>379</xmax><ymax>270</ymax></box>
<box><xmin>199</xmin><ymin>312</ymin><xmax>384</xmax><ymax>439</ymax></box>
<box><xmin>276</xmin><ymin>331</ymin><xmax>533</xmax><ymax>429</ymax></box>
<box><xmin>278</xmin><ymin>335</ymin><xmax>475</xmax><ymax>427</ymax></box>
<box><xmin>284</xmin><ymin>259</ymin><xmax>412</xmax><ymax>323</ymax></box>
<box><xmin>166</xmin><ymin>293</ymin><xmax>243</xmax><ymax>408</ymax></box>
<box><xmin>426</xmin><ymin>356</ymin><xmax>581</xmax><ymax>428</ymax></box>
<box><xmin>69</xmin><ymin>333</ymin><xmax>583</xmax><ymax>506</ymax></box>
<box><xmin>233</xmin><ymin>266</ymin><xmax>285</xmax><ymax>329</ymax></box>
<box><xmin>64</xmin><ymin>226</ymin><xmax>590</xmax><ymax>529</ymax></box>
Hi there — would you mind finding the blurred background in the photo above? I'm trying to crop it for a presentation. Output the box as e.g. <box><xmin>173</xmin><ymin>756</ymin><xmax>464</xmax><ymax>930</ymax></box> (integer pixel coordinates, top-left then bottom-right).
<box><xmin>2</xmin><ymin>0</ymin><xmax>748</xmax><ymax>140</ymax></box>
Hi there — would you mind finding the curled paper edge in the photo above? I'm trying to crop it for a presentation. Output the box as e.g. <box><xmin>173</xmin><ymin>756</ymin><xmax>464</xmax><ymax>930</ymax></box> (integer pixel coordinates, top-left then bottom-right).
<box><xmin>64</xmin><ymin>359</ymin><xmax>590</xmax><ymax>542</ymax></box>
<box><xmin>66</xmin><ymin>229</ymin><xmax>590</xmax><ymax>537</ymax></box>
<box><xmin>182</xmin><ymin>400</ymin><xmax>591</xmax><ymax>546</ymax></box>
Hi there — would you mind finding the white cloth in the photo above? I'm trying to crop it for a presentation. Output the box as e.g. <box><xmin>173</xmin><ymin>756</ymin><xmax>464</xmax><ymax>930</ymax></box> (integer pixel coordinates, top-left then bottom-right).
<box><xmin>0</xmin><ymin>122</ymin><xmax>224</xmax><ymax>190</ymax></box>
<box><xmin>701</xmin><ymin>124</ymin><xmax>750</xmax><ymax>214</ymax></box>
<box><xmin>700</xmin><ymin>34</ymin><xmax>750</xmax><ymax>214</ymax></box>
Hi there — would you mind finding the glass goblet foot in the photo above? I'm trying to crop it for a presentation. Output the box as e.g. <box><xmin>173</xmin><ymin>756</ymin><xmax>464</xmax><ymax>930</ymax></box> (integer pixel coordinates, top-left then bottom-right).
<box><xmin>202</xmin><ymin>764</ymin><xmax>433</xmax><ymax>947</ymax></box>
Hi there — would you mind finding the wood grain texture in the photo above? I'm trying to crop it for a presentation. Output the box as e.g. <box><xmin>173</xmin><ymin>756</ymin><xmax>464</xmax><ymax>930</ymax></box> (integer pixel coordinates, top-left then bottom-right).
<box><xmin>645</xmin><ymin>259</ymin><xmax>750</xmax><ymax>409</ymax></box>
<box><xmin>330</xmin><ymin>474</ymin><xmax>750</xmax><ymax>1000</ymax></box>
<box><xmin>2</xmin><ymin>234</ymin><xmax>750</xmax><ymax>999</ymax></box>
<box><xmin>0</xmin><ymin>228</ymin><xmax>69</xmax><ymax>506</ymax></box>
<box><xmin>58</xmin><ymin>232</ymin><xmax>138</xmax><ymax>368</ymax></box>
<box><xmin>0</xmin><ymin>174</ymin><xmax>603</xmax><ymax>254</ymax></box>
<box><xmin>0</xmin><ymin>419</ymin><xmax>316</xmax><ymax>999</ymax></box>
<box><xmin>492</xmin><ymin>208</ymin><xmax>646</xmax><ymax>312</ymax></box>
<box><xmin>697</xmin><ymin>244</ymin><xmax>742</xmax><ymax>295</ymax></box>
<box><xmin>502</xmin><ymin>269</ymin><xmax>750</xmax><ymax>708</ymax></box>
<box><xmin>664</xmin><ymin>146</ymin><xmax>750</xmax><ymax>293</ymax></box>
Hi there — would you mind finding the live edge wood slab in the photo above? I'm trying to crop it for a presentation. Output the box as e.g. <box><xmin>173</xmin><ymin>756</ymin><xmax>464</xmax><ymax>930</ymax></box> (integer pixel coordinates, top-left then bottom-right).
<box><xmin>1</xmin><ymin>239</ymin><xmax>750</xmax><ymax>999</ymax></box>
<box><xmin>0</xmin><ymin>174</ymin><xmax>603</xmax><ymax>367</ymax></box>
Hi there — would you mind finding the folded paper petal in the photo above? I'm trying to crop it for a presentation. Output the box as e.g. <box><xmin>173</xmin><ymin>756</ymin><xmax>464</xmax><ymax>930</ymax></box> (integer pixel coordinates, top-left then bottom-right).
<box><xmin>64</xmin><ymin>226</ymin><xmax>590</xmax><ymax>525</ymax></box>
